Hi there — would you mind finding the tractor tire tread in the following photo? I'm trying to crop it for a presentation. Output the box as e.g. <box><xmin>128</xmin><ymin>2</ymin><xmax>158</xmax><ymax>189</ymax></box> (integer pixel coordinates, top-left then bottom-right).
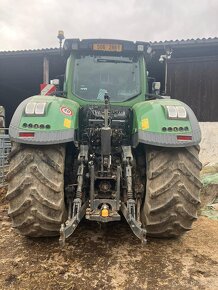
<box><xmin>6</xmin><ymin>143</ymin><xmax>65</xmax><ymax>237</ymax></box>
<box><xmin>142</xmin><ymin>146</ymin><xmax>202</xmax><ymax>238</ymax></box>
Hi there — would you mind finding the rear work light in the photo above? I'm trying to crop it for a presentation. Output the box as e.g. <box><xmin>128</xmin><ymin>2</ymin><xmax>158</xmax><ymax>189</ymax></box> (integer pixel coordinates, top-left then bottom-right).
<box><xmin>25</xmin><ymin>102</ymin><xmax>46</xmax><ymax>115</ymax></box>
<box><xmin>166</xmin><ymin>105</ymin><xmax>187</xmax><ymax>119</ymax></box>
<box><xmin>25</xmin><ymin>102</ymin><xmax>36</xmax><ymax>115</ymax></box>
<box><xmin>176</xmin><ymin>106</ymin><xmax>187</xmax><ymax>118</ymax></box>
<box><xmin>19</xmin><ymin>132</ymin><xmax>35</xmax><ymax>138</ymax></box>
<box><xmin>35</xmin><ymin>102</ymin><xmax>46</xmax><ymax>115</ymax></box>
<box><xmin>166</xmin><ymin>105</ymin><xmax>177</xmax><ymax>118</ymax></box>
<box><xmin>177</xmin><ymin>135</ymin><xmax>192</xmax><ymax>141</ymax></box>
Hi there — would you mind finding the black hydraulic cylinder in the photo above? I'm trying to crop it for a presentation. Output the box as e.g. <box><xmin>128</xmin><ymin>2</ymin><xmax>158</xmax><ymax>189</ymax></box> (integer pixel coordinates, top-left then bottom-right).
<box><xmin>101</xmin><ymin>127</ymin><xmax>111</xmax><ymax>155</ymax></box>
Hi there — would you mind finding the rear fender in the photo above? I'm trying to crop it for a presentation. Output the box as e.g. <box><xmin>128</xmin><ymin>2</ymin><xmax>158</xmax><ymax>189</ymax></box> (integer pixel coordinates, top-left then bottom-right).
<box><xmin>9</xmin><ymin>95</ymin><xmax>80</xmax><ymax>145</ymax></box>
<box><xmin>132</xmin><ymin>99</ymin><xmax>201</xmax><ymax>147</ymax></box>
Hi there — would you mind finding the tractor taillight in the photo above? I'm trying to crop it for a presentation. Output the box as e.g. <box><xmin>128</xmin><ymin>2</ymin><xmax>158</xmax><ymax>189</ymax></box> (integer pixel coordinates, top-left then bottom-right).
<box><xmin>19</xmin><ymin>132</ymin><xmax>35</xmax><ymax>138</ymax></box>
<box><xmin>177</xmin><ymin>135</ymin><xmax>192</xmax><ymax>141</ymax></box>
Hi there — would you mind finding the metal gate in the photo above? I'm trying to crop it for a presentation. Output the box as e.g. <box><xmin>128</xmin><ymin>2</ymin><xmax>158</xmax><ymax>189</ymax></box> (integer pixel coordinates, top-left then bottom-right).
<box><xmin>0</xmin><ymin>129</ymin><xmax>11</xmax><ymax>185</ymax></box>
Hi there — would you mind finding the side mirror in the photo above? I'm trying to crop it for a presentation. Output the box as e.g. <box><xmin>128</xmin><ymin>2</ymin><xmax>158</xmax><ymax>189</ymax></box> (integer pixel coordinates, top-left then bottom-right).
<box><xmin>152</xmin><ymin>82</ymin><xmax>161</xmax><ymax>95</ymax></box>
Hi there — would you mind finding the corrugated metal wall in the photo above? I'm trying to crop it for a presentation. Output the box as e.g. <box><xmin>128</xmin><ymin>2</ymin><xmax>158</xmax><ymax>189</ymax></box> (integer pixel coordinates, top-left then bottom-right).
<box><xmin>167</xmin><ymin>56</ymin><xmax>218</xmax><ymax>121</ymax></box>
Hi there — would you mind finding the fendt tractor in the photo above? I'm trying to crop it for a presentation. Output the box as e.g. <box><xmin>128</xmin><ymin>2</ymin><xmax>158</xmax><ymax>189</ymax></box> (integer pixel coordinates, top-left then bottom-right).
<box><xmin>6</xmin><ymin>34</ymin><xmax>202</xmax><ymax>246</ymax></box>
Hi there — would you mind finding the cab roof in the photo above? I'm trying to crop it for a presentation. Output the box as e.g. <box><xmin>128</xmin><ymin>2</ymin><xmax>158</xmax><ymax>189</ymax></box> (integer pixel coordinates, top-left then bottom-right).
<box><xmin>63</xmin><ymin>38</ymin><xmax>150</xmax><ymax>56</ymax></box>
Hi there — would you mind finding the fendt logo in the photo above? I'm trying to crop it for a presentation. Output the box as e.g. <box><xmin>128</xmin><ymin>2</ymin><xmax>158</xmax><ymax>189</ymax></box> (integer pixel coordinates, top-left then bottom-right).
<box><xmin>60</xmin><ymin>106</ymin><xmax>73</xmax><ymax>116</ymax></box>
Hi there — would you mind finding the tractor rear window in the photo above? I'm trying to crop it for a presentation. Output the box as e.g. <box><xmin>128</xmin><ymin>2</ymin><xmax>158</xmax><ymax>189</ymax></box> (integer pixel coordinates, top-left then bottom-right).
<box><xmin>72</xmin><ymin>55</ymin><xmax>140</xmax><ymax>101</ymax></box>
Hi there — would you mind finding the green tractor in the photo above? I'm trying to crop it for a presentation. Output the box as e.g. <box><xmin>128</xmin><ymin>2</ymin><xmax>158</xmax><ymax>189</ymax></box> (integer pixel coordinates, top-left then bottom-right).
<box><xmin>6</xmin><ymin>37</ymin><xmax>202</xmax><ymax>245</ymax></box>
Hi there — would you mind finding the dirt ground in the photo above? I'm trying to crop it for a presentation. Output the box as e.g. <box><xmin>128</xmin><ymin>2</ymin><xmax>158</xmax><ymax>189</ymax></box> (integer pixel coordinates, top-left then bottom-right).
<box><xmin>0</xmin><ymin>187</ymin><xmax>218</xmax><ymax>290</ymax></box>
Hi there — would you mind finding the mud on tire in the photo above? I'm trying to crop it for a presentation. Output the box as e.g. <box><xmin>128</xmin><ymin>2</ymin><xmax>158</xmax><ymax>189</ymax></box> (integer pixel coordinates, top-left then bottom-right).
<box><xmin>6</xmin><ymin>143</ymin><xmax>66</xmax><ymax>237</ymax></box>
<box><xmin>141</xmin><ymin>146</ymin><xmax>202</xmax><ymax>238</ymax></box>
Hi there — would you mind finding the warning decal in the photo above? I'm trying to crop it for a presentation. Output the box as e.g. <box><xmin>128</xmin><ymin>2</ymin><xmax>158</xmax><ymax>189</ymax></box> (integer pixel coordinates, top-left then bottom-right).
<box><xmin>60</xmin><ymin>106</ymin><xmax>73</xmax><ymax>116</ymax></box>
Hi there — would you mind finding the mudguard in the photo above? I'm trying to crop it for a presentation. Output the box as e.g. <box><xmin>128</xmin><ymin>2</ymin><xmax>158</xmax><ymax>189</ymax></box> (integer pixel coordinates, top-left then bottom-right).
<box><xmin>132</xmin><ymin>99</ymin><xmax>201</xmax><ymax>147</ymax></box>
<box><xmin>9</xmin><ymin>95</ymin><xmax>80</xmax><ymax>145</ymax></box>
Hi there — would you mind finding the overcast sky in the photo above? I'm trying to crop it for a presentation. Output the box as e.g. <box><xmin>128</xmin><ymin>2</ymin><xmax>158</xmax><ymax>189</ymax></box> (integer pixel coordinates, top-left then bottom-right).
<box><xmin>0</xmin><ymin>0</ymin><xmax>217</xmax><ymax>51</ymax></box>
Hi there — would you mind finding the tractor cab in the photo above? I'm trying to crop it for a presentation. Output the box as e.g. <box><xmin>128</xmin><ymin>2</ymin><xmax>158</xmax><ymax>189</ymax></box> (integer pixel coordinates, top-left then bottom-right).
<box><xmin>63</xmin><ymin>39</ymin><xmax>151</xmax><ymax>106</ymax></box>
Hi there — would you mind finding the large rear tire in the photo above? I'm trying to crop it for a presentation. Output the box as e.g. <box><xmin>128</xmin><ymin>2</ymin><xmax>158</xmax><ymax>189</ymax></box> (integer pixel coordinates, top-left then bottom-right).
<box><xmin>6</xmin><ymin>143</ymin><xmax>66</xmax><ymax>237</ymax></box>
<box><xmin>141</xmin><ymin>146</ymin><xmax>202</xmax><ymax>238</ymax></box>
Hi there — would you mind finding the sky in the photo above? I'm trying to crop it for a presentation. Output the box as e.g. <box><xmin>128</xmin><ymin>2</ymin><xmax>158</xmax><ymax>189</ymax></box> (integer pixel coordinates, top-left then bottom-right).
<box><xmin>0</xmin><ymin>0</ymin><xmax>217</xmax><ymax>51</ymax></box>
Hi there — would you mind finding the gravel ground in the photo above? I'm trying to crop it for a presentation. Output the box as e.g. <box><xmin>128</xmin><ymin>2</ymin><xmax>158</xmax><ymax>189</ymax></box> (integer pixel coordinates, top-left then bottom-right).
<box><xmin>0</xmin><ymin>187</ymin><xmax>218</xmax><ymax>290</ymax></box>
